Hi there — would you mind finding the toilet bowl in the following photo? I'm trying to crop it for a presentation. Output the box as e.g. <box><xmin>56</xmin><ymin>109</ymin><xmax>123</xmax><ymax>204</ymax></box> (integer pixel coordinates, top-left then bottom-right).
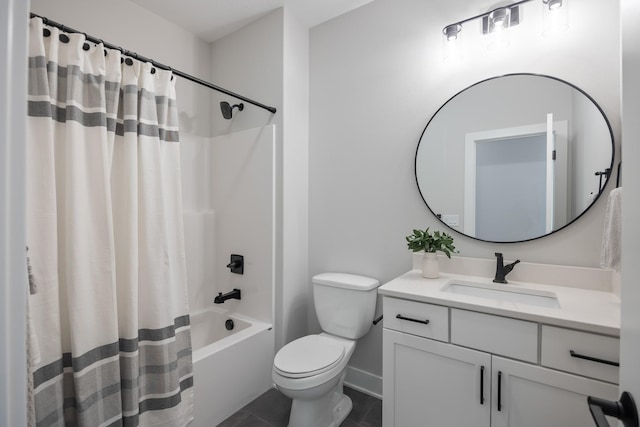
<box><xmin>272</xmin><ymin>273</ymin><xmax>379</xmax><ymax>427</ymax></box>
<box><xmin>273</xmin><ymin>334</ymin><xmax>355</xmax><ymax>427</ymax></box>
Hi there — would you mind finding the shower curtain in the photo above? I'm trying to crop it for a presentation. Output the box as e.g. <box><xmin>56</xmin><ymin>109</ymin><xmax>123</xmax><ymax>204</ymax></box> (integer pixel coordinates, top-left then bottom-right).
<box><xmin>26</xmin><ymin>17</ymin><xmax>193</xmax><ymax>427</ymax></box>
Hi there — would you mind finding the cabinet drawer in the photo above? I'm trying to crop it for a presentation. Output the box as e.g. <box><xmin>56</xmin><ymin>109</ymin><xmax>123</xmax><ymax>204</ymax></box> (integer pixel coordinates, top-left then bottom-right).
<box><xmin>383</xmin><ymin>297</ymin><xmax>449</xmax><ymax>341</ymax></box>
<box><xmin>541</xmin><ymin>325</ymin><xmax>619</xmax><ymax>384</ymax></box>
<box><xmin>451</xmin><ymin>309</ymin><xmax>538</xmax><ymax>363</ymax></box>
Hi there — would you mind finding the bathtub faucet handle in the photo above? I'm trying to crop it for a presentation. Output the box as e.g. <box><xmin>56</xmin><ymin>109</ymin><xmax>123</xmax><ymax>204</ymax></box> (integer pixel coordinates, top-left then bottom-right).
<box><xmin>226</xmin><ymin>254</ymin><xmax>244</xmax><ymax>275</ymax></box>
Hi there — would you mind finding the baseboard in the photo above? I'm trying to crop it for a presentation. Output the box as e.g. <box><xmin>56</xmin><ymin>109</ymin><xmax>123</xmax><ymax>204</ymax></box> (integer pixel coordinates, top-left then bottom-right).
<box><xmin>344</xmin><ymin>365</ymin><xmax>382</xmax><ymax>400</ymax></box>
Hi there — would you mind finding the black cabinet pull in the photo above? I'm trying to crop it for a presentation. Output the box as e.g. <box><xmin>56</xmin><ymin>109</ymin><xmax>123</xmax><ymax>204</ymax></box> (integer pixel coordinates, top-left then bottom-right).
<box><xmin>588</xmin><ymin>391</ymin><xmax>638</xmax><ymax>427</ymax></box>
<box><xmin>570</xmin><ymin>350</ymin><xmax>620</xmax><ymax>367</ymax></box>
<box><xmin>497</xmin><ymin>371</ymin><xmax>503</xmax><ymax>412</ymax></box>
<box><xmin>395</xmin><ymin>314</ymin><xmax>430</xmax><ymax>325</ymax></box>
<box><xmin>480</xmin><ymin>366</ymin><xmax>485</xmax><ymax>405</ymax></box>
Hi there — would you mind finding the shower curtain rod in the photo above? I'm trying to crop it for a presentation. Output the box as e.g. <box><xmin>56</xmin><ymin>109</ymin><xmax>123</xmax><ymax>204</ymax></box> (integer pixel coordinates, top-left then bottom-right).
<box><xmin>30</xmin><ymin>12</ymin><xmax>278</xmax><ymax>115</ymax></box>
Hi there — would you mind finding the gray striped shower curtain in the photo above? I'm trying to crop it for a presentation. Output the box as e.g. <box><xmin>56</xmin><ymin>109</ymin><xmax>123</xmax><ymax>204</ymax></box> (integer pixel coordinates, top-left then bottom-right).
<box><xmin>26</xmin><ymin>17</ymin><xmax>193</xmax><ymax>427</ymax></box>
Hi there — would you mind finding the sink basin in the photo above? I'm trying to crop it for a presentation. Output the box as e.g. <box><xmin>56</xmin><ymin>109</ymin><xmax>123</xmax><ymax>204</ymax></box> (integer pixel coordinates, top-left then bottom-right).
<box><xmin>441</xmin><ymin>280</ymin><xmax>560</xmax><ymax>309</ymax></box>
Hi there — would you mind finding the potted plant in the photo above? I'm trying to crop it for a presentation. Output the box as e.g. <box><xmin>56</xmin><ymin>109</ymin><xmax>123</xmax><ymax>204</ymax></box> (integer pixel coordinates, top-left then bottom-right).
<box><xmin>406</xmin><ymin>228</ymin><xmax>458</xmax><ymax>278</ymax></box>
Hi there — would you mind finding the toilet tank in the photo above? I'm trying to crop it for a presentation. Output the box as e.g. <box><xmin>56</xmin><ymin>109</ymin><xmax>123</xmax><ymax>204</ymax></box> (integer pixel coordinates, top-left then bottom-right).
<box><xmin>313</xmin><ymin>273</ymin><xmax>380</xmax><ymax>340</ymax></box>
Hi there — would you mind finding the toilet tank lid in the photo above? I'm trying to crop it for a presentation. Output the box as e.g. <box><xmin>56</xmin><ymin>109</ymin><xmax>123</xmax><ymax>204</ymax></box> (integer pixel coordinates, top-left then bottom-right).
<box><xmin>312</xmin><ymin>273</ymin><xmax>380</xmax><ymax>291</ymax></box>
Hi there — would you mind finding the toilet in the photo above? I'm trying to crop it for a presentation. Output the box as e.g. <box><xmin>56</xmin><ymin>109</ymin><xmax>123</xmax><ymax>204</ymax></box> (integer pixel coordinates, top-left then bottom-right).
<box><xmin>272</xmin><ymin>272</ymin><xmax>380</xmax><ymax>427</ymax></box>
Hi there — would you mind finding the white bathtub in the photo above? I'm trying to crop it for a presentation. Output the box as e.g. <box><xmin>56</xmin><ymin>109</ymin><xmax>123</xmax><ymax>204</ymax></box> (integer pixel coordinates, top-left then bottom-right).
<box><xmin>190</xmin><ymin>307</ymin><xmax>274</xmax><ymax>427</ymax></box>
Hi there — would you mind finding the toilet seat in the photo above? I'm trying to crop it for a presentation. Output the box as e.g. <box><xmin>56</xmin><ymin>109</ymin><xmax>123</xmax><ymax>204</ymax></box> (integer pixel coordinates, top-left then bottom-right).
<box><xmin>274</xmin><ymin>335</ymin><xmax>345</xmax><ymax>379</ymax></box>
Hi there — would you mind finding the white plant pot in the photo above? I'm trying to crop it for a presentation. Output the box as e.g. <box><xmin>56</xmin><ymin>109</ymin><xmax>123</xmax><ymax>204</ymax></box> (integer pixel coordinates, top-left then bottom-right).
<box><xmin>422</xmin><ymin>252</ymin><xmax>439</xmax><ymax>279</ymax></box>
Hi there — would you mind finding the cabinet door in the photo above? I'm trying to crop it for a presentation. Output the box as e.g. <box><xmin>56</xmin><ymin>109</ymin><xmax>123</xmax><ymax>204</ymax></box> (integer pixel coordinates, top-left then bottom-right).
<box><xmin>383</xmin><ymin>329</ymin><xmax>491</xmax><ymax>427</ymax></box>
<box><xmin>491</xmin><ymin>356</ymin><xmax>618</xmax><ymax>427</ymax></box>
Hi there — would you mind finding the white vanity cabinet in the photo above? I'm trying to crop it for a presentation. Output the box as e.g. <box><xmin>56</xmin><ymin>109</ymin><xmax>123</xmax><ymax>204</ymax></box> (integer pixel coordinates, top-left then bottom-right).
<box><xmin>382</xmin><ymin>296</ymin><xmax>620</xmax><ymax>427</ymax></box>
<box><xmin>383</xmin><ymin>328</ymin><xmax>491</xmax><ymax>426</ymax></box>
<box><xmin>491</xmin><ymin>356</ymin><xmax>618</xmax><ymax>427</ymax></box>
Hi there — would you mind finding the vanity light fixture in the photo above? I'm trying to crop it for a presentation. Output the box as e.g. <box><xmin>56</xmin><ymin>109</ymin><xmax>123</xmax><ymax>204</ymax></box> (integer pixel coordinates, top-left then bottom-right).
<box><xmin>484</xmin><ymin>6</ymin><xmax>516</xmax><ymax>51</ymax></box>
<box><xmin>442</xmin><ymin>24</ymin><xmax>463</xmax><ymax>62</ymax></box>
<box><xmin>544</xmin><ymin>0</ymin><xmax>563</xmax><ymax>10</ymax></box>
<box><xmin>442</xmin><ymin>0</ymin><xmax>568</xmax><ymax>60</ymax></box>
<box><xmin>542</xmin><ymin>0</ymin><xmax>569</xmax><ymax>36</ymax></box>
<box><xmin>482</xmin><ymin>6</ymin><xmax>519</xmax><ymax>35</ymax></box>
<box><xmin>443</xmin><ymin>23</ymin><xmax>462</xmax><ymax>41</ymax></box>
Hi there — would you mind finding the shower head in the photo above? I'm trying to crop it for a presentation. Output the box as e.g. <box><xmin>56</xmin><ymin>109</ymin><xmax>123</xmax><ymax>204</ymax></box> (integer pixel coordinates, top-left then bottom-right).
<box><xmin>220</xmin><ymin>101</ymin><xmax>244</xmax><ymax>119</ymax></box>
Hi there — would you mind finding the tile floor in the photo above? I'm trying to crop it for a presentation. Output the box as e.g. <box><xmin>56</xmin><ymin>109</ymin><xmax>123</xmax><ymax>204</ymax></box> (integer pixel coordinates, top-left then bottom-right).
<box><xmin>217</xmin><ymin>386</ymin><xmax>382</xmax><ymax>427</ymax></box>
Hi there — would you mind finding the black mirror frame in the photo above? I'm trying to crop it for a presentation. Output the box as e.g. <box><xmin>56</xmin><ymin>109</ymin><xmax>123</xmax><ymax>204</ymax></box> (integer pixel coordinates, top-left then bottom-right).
<box><xmin>414</xmin><ymin>73</ymin><xmax>615</xmax><ymax>244</ymax></box>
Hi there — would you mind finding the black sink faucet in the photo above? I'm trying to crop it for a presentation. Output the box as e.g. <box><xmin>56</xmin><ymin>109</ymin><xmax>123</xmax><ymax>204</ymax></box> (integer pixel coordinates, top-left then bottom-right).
<box><xmin>214</xmin><ymin>288</ymin><xmax>241</xmax><ymax>304</ymax></box>
<box><xmin>493</xmin><ymin>253</ymin><xmax>520</xmax><ymax>284</ymax></box>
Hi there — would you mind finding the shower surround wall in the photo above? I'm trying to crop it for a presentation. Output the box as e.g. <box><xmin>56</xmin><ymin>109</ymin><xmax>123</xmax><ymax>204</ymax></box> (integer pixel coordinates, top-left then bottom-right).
<box><xmin>184</xmin><ymin>124</ymin><xmax>277</xmax><ymax>427</ymax></box>
<box><xmin>182</xmin><ymin>125</ymin><xmax>275</xmax><ymax>322</ymax></box>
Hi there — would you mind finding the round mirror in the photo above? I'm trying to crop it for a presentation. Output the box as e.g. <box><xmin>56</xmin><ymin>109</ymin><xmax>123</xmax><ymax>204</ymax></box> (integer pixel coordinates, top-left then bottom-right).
<box><xmin>415</xmin><ymin>73</ymin><xmax>614</xmax><ymax>243</ymax></box>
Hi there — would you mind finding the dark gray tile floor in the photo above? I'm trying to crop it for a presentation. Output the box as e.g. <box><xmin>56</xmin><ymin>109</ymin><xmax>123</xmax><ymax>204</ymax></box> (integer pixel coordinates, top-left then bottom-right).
<box><xmin>217</xmin><ymin>386</ymin><xmax>382</xmax><ymax>427</ymax></box>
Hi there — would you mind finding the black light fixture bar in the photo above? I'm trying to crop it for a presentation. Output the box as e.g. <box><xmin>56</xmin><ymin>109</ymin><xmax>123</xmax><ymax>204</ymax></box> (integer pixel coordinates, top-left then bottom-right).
<box><xmin>30</xmin><ymin>12</ymin><xmax>277</xmax><ymax>115</ymax></box>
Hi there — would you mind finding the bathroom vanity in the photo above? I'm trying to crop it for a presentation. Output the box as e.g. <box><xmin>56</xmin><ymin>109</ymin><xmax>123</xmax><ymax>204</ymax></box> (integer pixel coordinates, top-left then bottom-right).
<box><xmin>379</xmin><ymin>256</ymin><xmax>620</xmax><ymax>427</ymax></box>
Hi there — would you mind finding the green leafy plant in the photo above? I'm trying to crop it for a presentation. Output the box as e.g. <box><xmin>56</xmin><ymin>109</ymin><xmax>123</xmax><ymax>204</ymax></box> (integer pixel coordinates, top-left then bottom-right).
<box><xmin>405</xmin><ymin>228</ymin><xmax>459</xmax><ymax>258</ymax></box>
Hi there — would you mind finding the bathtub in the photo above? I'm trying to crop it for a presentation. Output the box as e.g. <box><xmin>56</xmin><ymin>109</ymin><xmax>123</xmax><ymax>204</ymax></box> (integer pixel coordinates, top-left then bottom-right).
<box><xmin>190</xmin><ymin>307</ymin><xmax>274</xmax><ymax>427</ymax></box>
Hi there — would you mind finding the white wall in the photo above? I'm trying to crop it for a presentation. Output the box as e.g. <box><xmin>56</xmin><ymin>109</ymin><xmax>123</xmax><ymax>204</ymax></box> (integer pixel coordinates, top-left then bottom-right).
<box><xmin>282</xmin><ymin>9</ymin><xmax>311</xmax><ymax>350</ymax></box>
<box><xmin>0</xmin><ymin>0</ymin><xmax>29</xmax><ymax>424</ymax></box>
<box><xmin>620</xmin><ymin>0</ymin><xmax>640</xmax><ymax>404</ymax></box>
<box><xmin>309</xmin><ymin>0</ymin><xmax>621</xmax><ymax>390</ymax></box>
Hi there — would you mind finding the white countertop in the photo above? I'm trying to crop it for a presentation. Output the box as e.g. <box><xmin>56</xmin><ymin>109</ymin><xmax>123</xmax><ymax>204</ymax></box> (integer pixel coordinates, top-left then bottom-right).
<box><xmin>378</xmin><ymin>269</ymin><xmax>621</xmax><ymax>337</ymax></box>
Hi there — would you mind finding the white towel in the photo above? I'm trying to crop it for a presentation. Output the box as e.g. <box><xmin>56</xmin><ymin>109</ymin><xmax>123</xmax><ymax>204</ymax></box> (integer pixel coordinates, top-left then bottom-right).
<box><xmin>600</xmin><ymin>188</ymin><xmax>622</xmax><ymax>271</ymax></box>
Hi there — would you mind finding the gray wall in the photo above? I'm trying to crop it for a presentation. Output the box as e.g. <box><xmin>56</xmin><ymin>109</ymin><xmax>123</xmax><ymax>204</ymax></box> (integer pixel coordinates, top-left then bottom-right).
<box><xmin>309</xmin><ymin>0</ymin><xmax>620</xmax><ymax>383</ymax></box>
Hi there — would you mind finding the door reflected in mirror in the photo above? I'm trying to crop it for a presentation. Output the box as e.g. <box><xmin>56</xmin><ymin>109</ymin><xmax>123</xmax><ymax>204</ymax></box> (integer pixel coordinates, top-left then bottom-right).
<box><xmin>415</xmin><ymin>74</ymin><xmax>614</xmax><ymax>243</ymax></box>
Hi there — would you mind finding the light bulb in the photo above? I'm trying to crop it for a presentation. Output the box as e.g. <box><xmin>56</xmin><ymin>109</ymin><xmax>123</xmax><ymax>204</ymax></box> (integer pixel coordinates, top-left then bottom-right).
<box><xmin>542</xmin><ymin>0</ymin><xmax>568</xmax><ymax>36</ymax></box>
<box><xmin>442</xmin><ymin>24</ymin><xmax>463</xmax><ymax>63</ymax></box>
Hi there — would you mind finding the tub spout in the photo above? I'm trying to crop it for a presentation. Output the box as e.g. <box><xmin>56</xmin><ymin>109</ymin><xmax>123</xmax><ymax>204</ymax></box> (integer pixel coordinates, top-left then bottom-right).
<box><xmin>214</xmin><ymin>288</ymin><xmax>241</xmax><ymax>304</ymax></box>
